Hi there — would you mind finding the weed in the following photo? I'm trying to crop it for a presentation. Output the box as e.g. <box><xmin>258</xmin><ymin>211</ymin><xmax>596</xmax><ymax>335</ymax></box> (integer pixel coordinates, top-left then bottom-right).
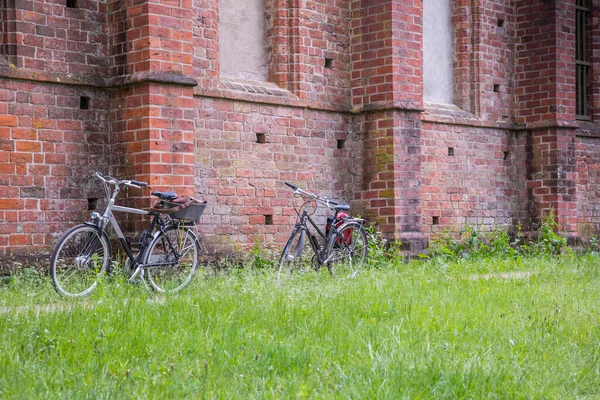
<box><xmin>364</xmin><ymin>223</ymin><xmax>403</xmax><ymax>267</ymax></box>
<box><xmin>522</xmin><ymin>211</ymin><xmax>570</xmax><ymax>256</ymax></box>
<box><xmin>424</xmin><ymin>212</ymin><xmax>572</xmax><ymax>261</ymax></box>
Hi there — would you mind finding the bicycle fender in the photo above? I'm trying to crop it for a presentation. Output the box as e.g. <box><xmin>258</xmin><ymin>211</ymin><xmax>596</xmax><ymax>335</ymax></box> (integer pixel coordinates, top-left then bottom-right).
<box><xmin>145</xmin><ymin>226</ymin><xmax>201</xmax><ymax>252</ymax></box>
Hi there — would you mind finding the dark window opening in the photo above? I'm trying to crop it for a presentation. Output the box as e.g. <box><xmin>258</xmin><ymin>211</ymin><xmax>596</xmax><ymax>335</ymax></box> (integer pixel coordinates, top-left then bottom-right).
<box><xmin>503</xmin><ymin>151</ymin><xmax>510</xmax><ymax>160</ymax></box>
<box><xmin>324</xmin><ymin>58</ymin><xmax>333</xmax><ymax>69</ymax></box>
<box><xmin>337</xmin><ymin>139</ymin><xmax>345</xmax><ymax>149</ymax></box>
<box><xmin>80</xmin><ymin>96</ymin><xmax>90</xmax><ymax>109</ymax></box>
<box><xmin>265</xmin><ymin>215</ymin><xmax>273</xmax><ymax>225</ymax></box>
<box><xmin>448</xmin><ymin>147</ymin><xmax>454</xmax><ymax>156</ymax></box>
<box><xmin>497</xmin><ymin>18</ymin><xmax>505</xmax><ymax>28</ymax></box>
<box><xmin>493</xmin><ymin>84</ymin><xmax>500</xmax><ymax>93</ymax></box>
<box><xmin>256</xmin><ymin>133</ymin><xmax>266</xmax><ymax>144</ymax></box>
<box><xmin>432</xmin><ymin>216</ymin><xmax>439</xmax><ymax>225</ymax></box>
<box><xmin>66</xmin><ymin>0</ymin><xmax>77</xmax><ymax>8</ymax></box>
<box><xmin>576</xmin><ymin>0</ymin><xmax>591</xmax><ymax>119</ymax></box>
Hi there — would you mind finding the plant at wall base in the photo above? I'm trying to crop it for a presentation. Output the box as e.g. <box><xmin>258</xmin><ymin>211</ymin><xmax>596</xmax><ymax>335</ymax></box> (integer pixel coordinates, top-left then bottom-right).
<box><xmin>424</xmin><ymin>226</ymin><xmax>522</xmax><ymax>261</ymax></box>
<box><xmin>422</xmin><ymin>230</ymin><xmax>462</xmax><ymax>260</ymax></box>
<box><xmin>250</xmin><ymin>237</ymin><xmax>274</xmax><ymax>270</ymax></box>
<box><xmin>364</xmin><ymin>223</ymin><xmax>403</xmax><ymax>267</ymax></box>
<box><xmin>523</xmin><ymin>211</ymin><xmax>570</xmax><ymax>256</ymax></box>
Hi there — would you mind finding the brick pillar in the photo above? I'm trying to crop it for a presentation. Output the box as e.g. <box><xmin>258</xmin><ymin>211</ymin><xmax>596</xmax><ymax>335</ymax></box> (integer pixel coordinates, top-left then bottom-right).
<box><xmin>109</xmin><ymin>0</ymin><xmax>197</xmax><ymax>206</ymax></box>
<box><xmin>516</xmin><ymin>0</ymin><xmax>578</xmax><ymax>235</ymax></box>
<box><xmin>351</xmin><ymin>0</ymin><xmax>426</xmax><ymax>251</ymax></box>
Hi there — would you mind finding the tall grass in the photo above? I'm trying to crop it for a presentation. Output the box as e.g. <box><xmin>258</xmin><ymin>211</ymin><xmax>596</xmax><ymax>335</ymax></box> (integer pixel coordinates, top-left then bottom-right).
<box><xmin>1</xmin><ymin>254</ymin><xmax>600</xmax><ymax>398</ymax></box>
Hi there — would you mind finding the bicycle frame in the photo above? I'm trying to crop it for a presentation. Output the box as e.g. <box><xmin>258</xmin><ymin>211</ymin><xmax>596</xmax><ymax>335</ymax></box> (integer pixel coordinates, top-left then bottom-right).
<box><xmin>295</xmin><ymin>209</ymin><xmax>328</xmax><ymax>263</ymax></box>
<box><xmin>87</xmin><ymin>173</ymin><xmax>194</xmax><ymax>280</ymax></box>
<box><xmin>292</xmin><ymin>200</ymin><xmax>356</xmax><ymax>266</ymax></box>
<box><xmin>282</xmin><ymin>181</ymin><xmax>366</xmax><ymax>269</ymax></box>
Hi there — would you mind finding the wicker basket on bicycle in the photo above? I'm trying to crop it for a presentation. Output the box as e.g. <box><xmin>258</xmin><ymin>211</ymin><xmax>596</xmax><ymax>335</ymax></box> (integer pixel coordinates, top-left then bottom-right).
<box><xmin>151</xmin><ymin>196</ymin><xmax>207</xmax><ymax>221</ymax></box>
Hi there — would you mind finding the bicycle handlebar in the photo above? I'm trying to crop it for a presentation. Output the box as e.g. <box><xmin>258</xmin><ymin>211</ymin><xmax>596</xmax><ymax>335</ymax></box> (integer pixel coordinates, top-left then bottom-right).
<box><xmin>285</xmin><ymin>182</ymin><xmax>298</xmax><ymax>191</ymax></box>
<box><xmin>284</xmin><ymin>181</ymin><xmax>339</xmax><ymax>208</ymax></box>
<box><xmin>130</xmin><ymin>179</ymin><xmax>148</xmax><ymax>188</ymax></box>
<box><xmin>94</xmin><ymin>172</ymin><xmax>148</xmax><ymax>189</ymax></box>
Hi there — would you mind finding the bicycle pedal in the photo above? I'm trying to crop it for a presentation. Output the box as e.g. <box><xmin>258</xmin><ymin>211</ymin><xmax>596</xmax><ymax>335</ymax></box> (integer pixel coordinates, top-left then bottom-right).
<box><xmin>128</xmin><ymin>265</ymin><xmax>143</xmax><ymax>282</ymax></box>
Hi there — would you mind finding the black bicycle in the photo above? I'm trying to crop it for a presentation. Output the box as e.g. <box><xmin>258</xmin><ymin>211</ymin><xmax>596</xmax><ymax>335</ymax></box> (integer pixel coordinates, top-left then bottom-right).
<box><xmin>278</xmin><ymin>182</ymin><xmax>368</xmax><ymax>280</ymax></box>
<box><xmin>50</xmin><ymin>172</ymin><xmax>207</xmax><ymax>297</ymax></box>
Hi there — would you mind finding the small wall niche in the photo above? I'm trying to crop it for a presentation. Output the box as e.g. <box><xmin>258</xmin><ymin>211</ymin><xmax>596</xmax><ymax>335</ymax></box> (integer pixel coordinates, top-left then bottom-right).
<box><xmin>87</xmin><ymin>198</ymin><xmax>98</xmax><ymax>210</ymax></box>
<box><xmin>80</xmin><ymin>96</ymin><xmax>90</xmax><ymax>109</ymax></box>
<box><xmin>264</xmin><ymin>215</ymin><xmax>273</xmax><ymax>225</ymax></box>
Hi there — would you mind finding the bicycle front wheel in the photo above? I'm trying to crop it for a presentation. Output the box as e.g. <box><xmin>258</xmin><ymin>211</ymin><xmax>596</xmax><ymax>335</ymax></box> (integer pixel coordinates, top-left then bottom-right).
<box><xmin>50</xmin><ymin>224</ymin><xmax>111</xmax><ymax>297</ymax></box>
<box><xmin>325</xmin><ymin>221</ymin><xmax>368</xmax><ymax>278</ymax></box>
<box><xmin>143</xmin><ymin>226</ymin><xmax>199</xmax><ymax>293</ymax></box>
<box><xmin>278</xmin><ymin>227</ymin><xmax>314</xmax><ymax>281</ymax></box>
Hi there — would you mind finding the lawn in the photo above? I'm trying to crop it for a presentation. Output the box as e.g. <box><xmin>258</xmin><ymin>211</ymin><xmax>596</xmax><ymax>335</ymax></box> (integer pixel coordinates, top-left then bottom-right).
<box><xmin>1</xmin><ymin>254</ymin><xmax>599</xmax><ymax>398</ymax></box>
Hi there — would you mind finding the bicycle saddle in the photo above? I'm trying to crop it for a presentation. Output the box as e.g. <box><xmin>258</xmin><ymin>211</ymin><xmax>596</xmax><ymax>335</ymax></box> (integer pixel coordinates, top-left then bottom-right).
<box><xmin>151</xmin><ymin>191</ymin><xmax>178</xmax><ymax>200</ymax></box>
<box><xmin>333</xmin><ymin>204</ymin><xmax>350</xmax><ymax>211</ymax></box>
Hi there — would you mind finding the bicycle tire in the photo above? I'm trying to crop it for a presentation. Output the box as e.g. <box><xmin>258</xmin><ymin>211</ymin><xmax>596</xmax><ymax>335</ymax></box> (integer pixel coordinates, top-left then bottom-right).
<box><xmin>325</xmin><ymin>221</ymin><xmax>368</xmax><ymax>278</ymax></box>
<box><xmin>50</xmin><ymin>224</ymin><xmax>111</xmax><ymax>297</ymax></box>
<box><xmin>277</xmin><ymin>227</ymin><xmax>314</xmax><ymax>281</ymax></box>
<box><xmin>143</xmin><ymin>225</ymin><xmax>199</xmax><ymax>293</ymax></box>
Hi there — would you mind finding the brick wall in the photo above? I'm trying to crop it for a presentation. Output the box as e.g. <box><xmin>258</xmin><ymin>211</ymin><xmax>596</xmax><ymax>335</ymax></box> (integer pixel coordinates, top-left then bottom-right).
<box><xmin>0</xmin><ymin>79</ymin><xmax>110</xmax><ymax>266</ymax></box>
<box><xmin>421</xmin><ymin>118</ymin><xmax>527</xmax><ymax>234</ymax></box>
<box><xmin>12</xmin><ymin>0</ymin><xmax>108</xmax><ymax>76</ymax></box>
<box><xmin>194</xmin><ymin>97</ymin><xmax>355</xmax><ymax>253</ymax></box>
<box><xmin>453</xmin><ymin>0</ymin><xmax>516</xmax><ymax>121</ymax></box>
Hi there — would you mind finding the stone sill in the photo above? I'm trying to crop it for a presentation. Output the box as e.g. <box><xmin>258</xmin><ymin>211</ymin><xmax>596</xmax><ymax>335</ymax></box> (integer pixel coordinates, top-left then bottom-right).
<box><xmin>422</xmin><ymin>102</ymin><xmax>515</xmax><ymax>130</ymax></box>
<box><xmin>576</xmin><ymin>121</ymin><xmax>600</xmax><ymax>139</ymax></box>
<box><xmin>194</xmin><ymin>76</ymin><xmax>354</xmax><ymax>113</ymax></box>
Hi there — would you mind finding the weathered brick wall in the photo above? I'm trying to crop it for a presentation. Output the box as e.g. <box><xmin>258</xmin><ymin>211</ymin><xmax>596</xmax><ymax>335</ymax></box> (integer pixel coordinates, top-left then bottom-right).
<box><xmin>194</xmin><ymin>97</ymin><xmax>355</xmax><ymax>253</ymax></box>
<box><xmin>575</xmin><ymin>127</ymin><xmax>600</xmax><ymax>241</ymax></box>
<box><xmin>0</xmin><ymin>79</ymin><xmax>110</xmax><ymax>265</ymax></box>
<box><xmin>12</xmin><ymin>0</ymin><xmax>108</xmax><ymax>76</ymax></box>
<box><xmin>421</xmin><ymin>117</ymin><xmax>528</xmax><ymax>235</ymax></box>
<box><xmin>453</xmin><ymin>0</ymin><xmax>516</xmax><ymax>121</ymax></box>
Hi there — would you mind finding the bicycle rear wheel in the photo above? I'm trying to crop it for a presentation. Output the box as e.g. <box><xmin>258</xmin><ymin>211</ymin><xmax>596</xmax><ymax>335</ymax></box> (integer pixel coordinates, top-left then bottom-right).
<box><xmin>325</xmin><ymin>221</ymin><xmax>368</xmax><ymax>278</ymax></box>
<box><xmin>278</xmin><ymin>227</ymin><xmax>315</xmax><ymax>281</ymax></box>
<box><xmin>143</xmin><ymin>226</ymin><xmax>199</xmax><ymax>293</ymax></box>
<box><xmin>50</xmin><ymin>224</ymin><xmax>111</xmax><ymax>297</ymax></box>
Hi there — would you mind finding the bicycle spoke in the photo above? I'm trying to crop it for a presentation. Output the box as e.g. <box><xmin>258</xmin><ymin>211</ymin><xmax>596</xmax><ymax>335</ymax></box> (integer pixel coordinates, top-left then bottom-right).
<box><xmin>144</xmin><ymin>226</ymin><xmax>199</xmax><ymax>293</ymax></box>
<box><xmin>50</xmin><ymin>225</ymin><xmax>110</xmax><ymax>297</ymax></box>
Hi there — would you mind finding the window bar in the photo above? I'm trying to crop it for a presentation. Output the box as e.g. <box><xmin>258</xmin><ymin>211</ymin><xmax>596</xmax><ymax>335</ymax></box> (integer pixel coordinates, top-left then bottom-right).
<box><xmin>576</xmin><ymin>1</ymin><xmax>590</xmax><ymax>119</ymax></box>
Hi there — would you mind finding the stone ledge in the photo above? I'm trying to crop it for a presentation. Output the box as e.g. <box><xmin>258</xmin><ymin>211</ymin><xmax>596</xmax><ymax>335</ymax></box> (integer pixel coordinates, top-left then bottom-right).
<box><xmin>0</xmin><ymin>66</ymin><xmax>198</xmax><ymax>89</ymax></box>
<box><xmin>422</xmin><ymin>102</ymin><xmax>515</xmax><ymax>130</ymax></box>
<box><xmin>576</xmin><ymin>121</ymin><xmax>600</xmax><ymax>139</ymax></box>
<box><xmin>195</xmin><ymin>77</ymin><xmax>354</xmax><ymax>113</ymax></box>
<box><xmin>357</xmin><ymin>100</ymin><xmax>424</xmax><ymax>114</ymax></box>
<box><xmin>220</xmin><ymin>76</ymin><xmax>292</xmax><ymax>97</ymax></box>
<box><xmin>107</xmin><ymin>71</ymin><xmax>198</xmax><ymax>88</ymax></box>
<box><xmin>0</xmin><ymin>65</ymin><xmax>106</xmax><ymax>87</ymax></box>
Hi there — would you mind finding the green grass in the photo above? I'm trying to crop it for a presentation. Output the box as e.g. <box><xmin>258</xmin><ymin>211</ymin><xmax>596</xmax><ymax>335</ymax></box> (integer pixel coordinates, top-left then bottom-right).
<box><xmin>1</xmin><ymin>255</ymin><xmax>600</xmax><ymax>398</ymax></box>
